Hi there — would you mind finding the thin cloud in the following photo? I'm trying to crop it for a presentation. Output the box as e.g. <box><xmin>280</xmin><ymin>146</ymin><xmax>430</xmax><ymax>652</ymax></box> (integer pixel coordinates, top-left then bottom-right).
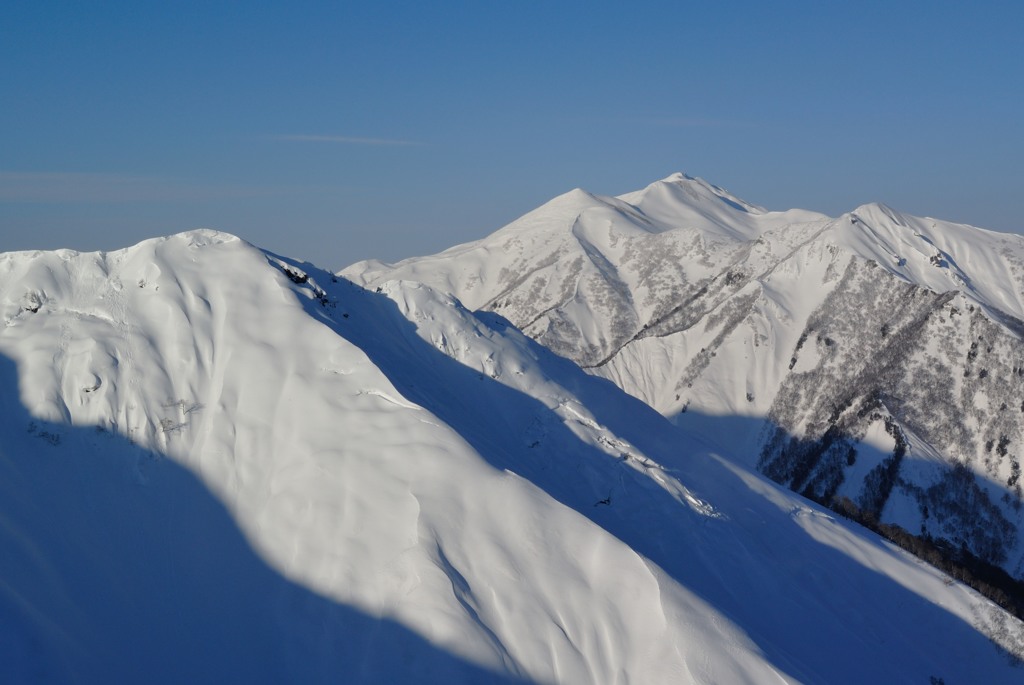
<box><xmin>270</xmin><ymin>134</ymin><xmax>424</xmax><ymax>146</ymax></box>
<box><xmin>645</xmin><ymin>117</ymin><xmax>756</xmax><ymax>128</ymax></box>
<box><xmin>0</xmin><ymin>171</ymin><xmax>270</xmax><ymax>203</ymax></box>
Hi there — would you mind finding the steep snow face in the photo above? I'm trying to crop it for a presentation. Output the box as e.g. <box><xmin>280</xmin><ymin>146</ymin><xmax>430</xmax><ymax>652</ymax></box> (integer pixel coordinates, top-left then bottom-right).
<box><xmin>1</xmin><ymin>233</ymin><xmax>730</xmax><ymax>684</ymax></box>
<box><xmin>344</xmin><ymin>175</ymin><xmax>1024</xmax><ymax>580</ymax></box>
<box><xmin>3</xmin><ymin>233</ymin><xmax>1023</xmax><ymax>683</ymax></box>
<box><xmin>347</xmin><ymin>174</ymin><xmax>832</xmax><ymax>369</ymax></box>
<box><xmin>837</xmin><ymin>203</ymin><xmax>1024</xmax><ymax>321</ymax></box>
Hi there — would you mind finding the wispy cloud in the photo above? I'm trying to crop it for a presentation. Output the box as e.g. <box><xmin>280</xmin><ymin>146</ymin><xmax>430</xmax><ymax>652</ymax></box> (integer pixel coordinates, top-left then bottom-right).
<box><xmin>645</xmin><ymin>117</ymin><xmax>756</xmax><ymax>128</ymax></box>
<box><xmin>572</xmin><ymin>114</ymin><xmax>758</xmax><ymax>131</ymax></box>
<box><xmin>0</xmin><ymin>171</ymin><xmax>270</xmax><ymax>203</ymax></box>
<box><xmin>270</xmin><ymin>134</ymin><xmax>424</xmax><ymax>146</ymax></box>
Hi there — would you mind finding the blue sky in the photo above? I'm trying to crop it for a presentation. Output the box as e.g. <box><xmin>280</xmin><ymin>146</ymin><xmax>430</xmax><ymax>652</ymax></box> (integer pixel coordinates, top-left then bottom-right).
<box><xmin>3</xmin><ymin>1</ymin><xmax>1022</xmax><ymax>267</ymax></box>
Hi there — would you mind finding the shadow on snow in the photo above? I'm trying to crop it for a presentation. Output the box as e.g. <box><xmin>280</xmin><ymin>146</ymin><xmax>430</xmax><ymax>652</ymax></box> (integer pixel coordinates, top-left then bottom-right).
<box><xmin>0</xmin><ymin>353</ymin><xmax>534</xmax><ymax>685</ymax></box>
<box><xmin>280</xmin><ymin>254</ymin><xmax>1021</xmax><ymax>684</ymax></box>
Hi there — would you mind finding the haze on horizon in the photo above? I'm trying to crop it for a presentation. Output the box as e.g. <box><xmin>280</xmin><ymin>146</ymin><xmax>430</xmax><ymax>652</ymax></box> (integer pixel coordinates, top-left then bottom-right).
<box><xmin>2</xmin><ymin>0</ymin><xmax>1022</xmax><ymax>268</ymax></box>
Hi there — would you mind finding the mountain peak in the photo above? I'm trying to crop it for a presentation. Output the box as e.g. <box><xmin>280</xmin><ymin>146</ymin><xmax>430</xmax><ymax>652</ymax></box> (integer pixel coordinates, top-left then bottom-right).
<box><xmin>625</xmin><ymin>172</ymin><xmax>766</xmax><ymax>217</ymax></box>
<box><xmin>849</xmin><ymin>202</ymin><xmax>911</xmax><ymax>229</ymax></box>
<box><xmin>659</xmin><ymin>171</ymin><xmax>694</xmax><ymax>183</ymax></box>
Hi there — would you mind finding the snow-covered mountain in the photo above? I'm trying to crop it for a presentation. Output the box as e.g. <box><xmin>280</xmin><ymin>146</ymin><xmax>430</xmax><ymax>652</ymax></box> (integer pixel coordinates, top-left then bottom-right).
<box><xmin>4</xmin><ymin>230</ymin><xmax>1023</xmax><ymax>682</ymax></box>
<box><xmin>346</xmin><ymin>173</ymin><xmax>1024</xmax><ymax>590</ymax></box>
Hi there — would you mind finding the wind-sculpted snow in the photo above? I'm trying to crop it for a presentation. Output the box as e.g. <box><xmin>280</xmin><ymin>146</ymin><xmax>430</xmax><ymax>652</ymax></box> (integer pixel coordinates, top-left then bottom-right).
<box><xmin>346</xmin><ymin>173</ymin><xmax>1024</xmax><ymax>594</ymax></box>
<box><xmin>3</xmin><ymin>231</ymin><xmax>1024</xmax><ymax>682</ymax></box>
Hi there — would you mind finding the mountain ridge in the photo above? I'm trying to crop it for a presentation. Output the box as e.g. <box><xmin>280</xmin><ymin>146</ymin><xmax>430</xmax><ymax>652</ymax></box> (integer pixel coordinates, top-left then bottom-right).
<box><xmin>344</xmin><ymin>174</ymin><xmax>1024</xmax><ymax>587</ymax></box>
<box><xmin>3</xmin><ymin>228</ymin><xmax>1024</xmax><ymax>681</ymax></box>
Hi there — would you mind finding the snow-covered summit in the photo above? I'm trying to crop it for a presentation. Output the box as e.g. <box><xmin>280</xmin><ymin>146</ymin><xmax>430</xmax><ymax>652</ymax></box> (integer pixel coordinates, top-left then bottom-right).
<box><xmin>621</xmin><ymin>172</ymin><xmax>767</xmax><ymax>221</ymax></box>
<box><xmin>346</xmin><ymin>174</ymin><xmax>1024</xmax><ymax>589</ymax></box>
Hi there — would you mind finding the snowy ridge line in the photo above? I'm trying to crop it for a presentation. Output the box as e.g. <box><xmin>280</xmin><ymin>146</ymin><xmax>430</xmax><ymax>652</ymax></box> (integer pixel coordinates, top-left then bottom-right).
<box><xmin>2</xmin><ymin>217</ymin><xmax>1024</xmax><ymax>680</ymax></box>
<box><xmin>343</xmin><ymin>173</ymin><xmax>1024</xmax><ymax>611</ymax></box>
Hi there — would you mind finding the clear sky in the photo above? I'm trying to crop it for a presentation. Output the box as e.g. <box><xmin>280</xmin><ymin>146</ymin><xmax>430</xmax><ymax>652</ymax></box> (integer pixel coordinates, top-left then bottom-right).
<box><xmin>3</xmin><ymin>0</ymin><xmax>1022</xmax><ymax>268</ymax></box>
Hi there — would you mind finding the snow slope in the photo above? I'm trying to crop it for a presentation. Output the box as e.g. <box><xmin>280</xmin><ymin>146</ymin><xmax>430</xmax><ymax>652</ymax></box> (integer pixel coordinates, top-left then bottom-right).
<box><xmin>2</xmin><ymin>232</ymin><xmax>1023</xmax><ymax>683</ymax></box>
<box><xmin>345</xmin><ymin>173</ymin><xmax>1024</xmax><ymax>580</ymax></box>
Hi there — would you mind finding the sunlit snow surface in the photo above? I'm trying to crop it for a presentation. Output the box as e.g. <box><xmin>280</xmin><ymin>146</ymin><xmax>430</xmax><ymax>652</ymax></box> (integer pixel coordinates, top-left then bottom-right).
<box><xmin>1</xmin><ymin>230</ymin><xmax>1022</xmax><ymax>683</ymax></box>
<box><xmin>347</xmin><ymin>173</ymin><xmax>1024</xmax><ymax>580</ymax></box>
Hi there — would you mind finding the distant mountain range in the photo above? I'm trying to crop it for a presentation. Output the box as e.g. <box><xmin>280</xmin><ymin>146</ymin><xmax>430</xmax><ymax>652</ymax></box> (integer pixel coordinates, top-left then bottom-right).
<box><xmin>347</xmin><ymin>172</ymin><xmax>1024</xmax><ymax>605</ymax></box>
<box><xmin>2</xmin><ymin>177</ymin><xmax>1023</xmax><ymax>683</ymax></box>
